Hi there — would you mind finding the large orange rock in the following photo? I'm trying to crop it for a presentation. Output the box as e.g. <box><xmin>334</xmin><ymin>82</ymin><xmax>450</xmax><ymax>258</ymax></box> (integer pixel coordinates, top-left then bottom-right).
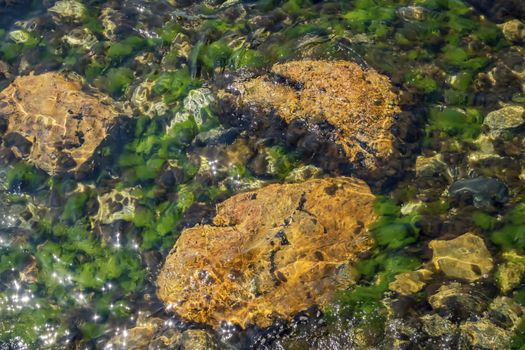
<box><xmin>157</xmin><ymin>177</ymin><xmax>377</xmax><ymax>328</ymax></box>
<box><xmin>0</xmin><ymin>72</ymin><xmax>124</xmax><ymax>175</ymax></box>
<box><xmin>217</xmin><ymin>60</ymin><xmax>401</xmax><ymax>174</ymax></box>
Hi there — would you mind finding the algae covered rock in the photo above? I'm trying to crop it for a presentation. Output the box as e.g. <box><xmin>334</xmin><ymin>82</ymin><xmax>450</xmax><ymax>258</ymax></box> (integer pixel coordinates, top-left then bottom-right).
<box><xmin>157</xmin><ymin>177</ymin><xmax>376</xmax><ymax>328</ymax></box>
<box><xmin>496</xmin><ymin>250</ymin><xmax>525</xmax><ymax>293</ymax></box>
<box><xmin>420</xmin><ymin>313</ymin><xmax>457</xmax><ymax>338</ymax></box>
<box><xmin>429</xmin><ymin>233</ymin><xmax>493</xmax><ymax>282</ymax></box>
<box><xmin>483</xmin><ymin>105</ymin><xmax>525</xmax><ymax>136</ymax></box>
<box><xmin>0</xmin><ymin>72</ymin><xmax>126</xmax><ymax>175</ymax></box>
<box><xmin>459</xmin><ymin>319</ymin><xmax>511</xmax><ymax>349</ymax></box>
<box><xmin>217</xmin><ymin>60</ymin><xmax>402</xmax><ymax>176</ymax></box>
<box><xmin>500</xmin><ymin>19</ymin><xmax>525</xmax><ymax>43</ymax></box>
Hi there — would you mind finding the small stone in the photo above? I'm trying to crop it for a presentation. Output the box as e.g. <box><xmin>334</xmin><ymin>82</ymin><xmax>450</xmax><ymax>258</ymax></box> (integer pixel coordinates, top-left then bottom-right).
<box><xmin>62</xmin><ymin>28</ymin><xmax>98</xmax><ymax>50</ymax></box>
<box><xmin>500</xmin><ymin>19</ymin><xmax>525</xmax><ymax>43</ymax></box>
<box><xmin>179</xmin><ymin>329</ymin><xmax>219</xmax><ymax>350</ymax></box>
<box><xmin>459</xmin><ymin>319</ymin><xmax>511</xmax><ymax>350</ymax></box>
<box><xmin>108</xmin><ymin>317</ymin><xmax>163</xmax><ymax>350</ymax></box>
<box><xmin>285</xmin><ymin>165</ymin><xmax>323</xmax><ymax>183</ymax></box>
<box><xmin>448</xmin><ymin>177</ymin><xmax>508</xmax><ymax>210</ymax></box>
<box><xmin>93</xmin><ymin>188</ymin><xmax>136</xmax><ymax>225</ymax></box>
<box><xmin>415</xmin><ymin>154</ymin><xmax>452</xmax><ymax>180</ymax></box>
<box><xmin>468</xmin><ymin>135</ymin><xmax>501</xmax><ymax>164</ymax></box>
<box><xmin>388</xmin><ymin>269</ymin><xmax>433</xmax><ymax>295</ymax></box>
<box><xmin>429</xmin><ymin>233</ymin><xmax>493</xmax><ymax>282</ymax></box>
<box><xmin>48</xmin><ymin>0</ymin><xmax>86</xmax><ymax>20</ymax></box>
<box><xmin>397</xmin><ymin>6</ymin><xmax>427</xmax><ymax>21</ymax></box>
<box><xmin>172</xmin><ymin>88</ymin><xmax>214</xmax><ymax>127</ymax></box>
<box><xmin>488</xmin><ymin>296</ymin><xmax>524</xmax><ymax>329</ymax></box>
<box><xmin>483</xmin><ymin>105</ymin><xmax>525</xmax><ymax>137</ymax></box>
<box><xmin>496</xmin><ymin>250</ymin><xmax>525</xmax><ymax>293</ymax></box>
<box><xmin>428</xmin><ymin>282</ymin><xmax>488</xmax><ymax>320</ymax></box>
<box><xmin>400</xmin><ymin>201</ymin><xmax>424</xmax><ymax>216</ymax></box>
<box><xmin>420</xmin><ymin>313</ymin><xmax>457</xmax><ymax>338</ymax></box>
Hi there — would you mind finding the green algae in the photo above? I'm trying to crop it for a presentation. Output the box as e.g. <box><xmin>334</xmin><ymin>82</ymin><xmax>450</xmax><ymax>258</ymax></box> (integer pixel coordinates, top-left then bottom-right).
<box><xmin>426</xmin><ymin>107</ymin><xmax>483</xmax><ymax>140</ymax></box>
<box><xmin>153</xmin><ymin>68</ymin><xmax>201</xmax><ymax>104</ymax></box>
<box><xmin>96</xmin><ymin>67</ymin><xmax>134</xmax><ymax>95</ymax></box>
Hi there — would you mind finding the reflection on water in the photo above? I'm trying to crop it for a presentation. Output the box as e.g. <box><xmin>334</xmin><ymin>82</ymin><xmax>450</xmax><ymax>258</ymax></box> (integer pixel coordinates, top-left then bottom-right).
<box><xmin>0</xmin><ymin>0</ymin><xmax>524</xmax><ymax>349</ymax></box>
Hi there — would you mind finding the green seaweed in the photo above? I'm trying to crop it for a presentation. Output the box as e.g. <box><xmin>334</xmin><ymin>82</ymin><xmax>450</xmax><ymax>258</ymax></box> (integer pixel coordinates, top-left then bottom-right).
<box><xmin>106</xmin><ymin>36</ymin><xmax>147</xmax><ymax>61</ymax></box>
<box><xmin>153</xmin><ymin>68</ymin><xmax>201</xmax><ymax>104</ymax></box>
<box><xmin>426</xmin><ymin>107</ymin><xmax>482</xmax><ymax>139</ymax></box>
<box><xmin>370</xmin><ymin>197</ymin><xmax>420</xmax><ymax>250</ymax></box>
<box><xmin>6</xmin><ymin>162</ymin><xmax>47</xmax><ymax>192</ymax></box>
<box><xmin>97</xmin><ymin>67</ymin><xmax>134</xmax><ymax>95</ymax></box>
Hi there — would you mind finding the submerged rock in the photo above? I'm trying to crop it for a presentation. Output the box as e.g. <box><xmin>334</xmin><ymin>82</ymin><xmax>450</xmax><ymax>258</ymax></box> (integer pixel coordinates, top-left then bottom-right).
<box><xmin>108</xmin><ymin>318</ymin><xmax>220</xmax><ymax>350</ymax></box>
<box><xmin>217</xmin><ymin>60</ymin><xmax>402</xmax><ymax>177</ymax></box>
<box><xmin>428</xmin><ymin>282</ymin><xmax>489</xmax><ymax>320</ymax></box>
<box><xmin>109</xmin><ymin>317</ymin><xmax>163</xmax><ymax>350</ymax></box>
<box><xmin>93</xmin><ymin>188</ymin><xmax>136</xmax><ymax>225</ymax></box>
<box><xmin>48</xmin><ymin>0</ymin><xmax>86</xmax><ymax>21</ymax></box>
<box><xmin>420</xmin><ymin>313</ymin><xmax>457</xmax><ymax>338</ymax></box>
<box><xmin>483</xmin><ymin>105</ymin><xmax>525</xmax><ymax>136</ymax></box>
<box><xmin>488</xmin><ymin>296</ymin><xmax>524</xmax><ymax>329</ymax></box>
<box><xmin>388</xmin><ymin>269</ymin><xmax>433</xmax><ymax>295</ymax></box>
<box><xmin>496</xmin><ymin>250</ymin><xmax>525</xmax><ymax>293</ymax></box>
<box><xmin>157</xmin><ymin>177</ymin><xmax>376</xmax><ymax>328</ymax></box>
<box><xmin>500</xmin><ymin>19</ymin><xmax>525</xmax><ymax>43</ymax></box>
<box><xmin>429</xmin><ymin>233</ymin><xmax>493</xmax><ymax>282</ymax></box>
<box><xmin>459</xmin><ymin>319</ymin><xmax>511</xmax><ymax>349</ymax></box>
<box><xmin>0</xmin><ymin>72</ymin><xmax>126</xmax><ymax>175</ymax></box>
<box><xmin>415</xmin><ymin>153</ymin><xmax>452</xmax><ymax>181</ymax></box>
<box><xmin>448</xmin><ymin>177</ymin><xmax>509</xmax><ymax>210</ymax></box>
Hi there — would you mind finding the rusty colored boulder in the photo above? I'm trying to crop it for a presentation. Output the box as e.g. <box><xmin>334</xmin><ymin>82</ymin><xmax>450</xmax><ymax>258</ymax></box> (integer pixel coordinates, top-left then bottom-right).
<box><xmin>0</xmin><ymin>72</ymin><xmax>124</xmax><ymax>175</ymax></box>
<box><xmin>217</xmin><ymin>60</ymin><xmax>401</xmax><ymax>175</ymax></box>
<box><xmin>157</xmin><ymin>177</ymin><xmax>377</xmax><ymax>328</ymax></box>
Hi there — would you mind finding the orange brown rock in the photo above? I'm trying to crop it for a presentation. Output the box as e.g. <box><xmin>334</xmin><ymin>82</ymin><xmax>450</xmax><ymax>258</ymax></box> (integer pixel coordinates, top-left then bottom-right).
<box><xmin>218</xmin><ymin>60</ymin><xmax>400</xmax><ymax>173</ymax></box>
<box><xmin>157</xmin><ymin>177</ymin><xmax>377</xmax><ymax>328</ymax></box>
<box><xmin>0</xmin><ymin>72</ymin><xmax>123</xmax><ymax>174</ymax></box>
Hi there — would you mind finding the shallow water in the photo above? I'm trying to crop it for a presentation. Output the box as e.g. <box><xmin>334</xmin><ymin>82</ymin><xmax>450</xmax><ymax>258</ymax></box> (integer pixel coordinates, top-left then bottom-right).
<box><xmin>0</xmin><ymin>0</ymin><xmax>524</xmax><ymax>349</ymax></box>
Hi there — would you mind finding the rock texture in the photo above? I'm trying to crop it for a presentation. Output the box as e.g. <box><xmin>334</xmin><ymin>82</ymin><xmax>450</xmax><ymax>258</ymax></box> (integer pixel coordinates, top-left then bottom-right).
<box><xmin>217</xmin><ymin>60</ymin><xmax>401</xmax><ymax>176</ymax></box>
<box><xmin>430</xmin><ymin>233</ymin><xmax>493</xmax><ymax>282</ymax></box>
<box><xmin>157</xmin><ymin>177</ymin><xmax>376</xmax><ymax>328</ymax></box>
<box><xmin>0</xmin><ymin>72</ymin><xmax>124</xmax><ymax>175</ymax></box>
<box><xmin>483</xmin><ymin>105</ymin><xmax>525</xmax><ymax>136</ymax></box>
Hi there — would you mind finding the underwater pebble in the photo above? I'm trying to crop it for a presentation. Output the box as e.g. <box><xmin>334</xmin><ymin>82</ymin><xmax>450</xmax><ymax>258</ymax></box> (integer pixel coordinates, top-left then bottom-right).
<box><xmin>488</xmin><ymin>296</ymin><xmax>524</xmax><ymax>329</ymax></box>
<box><xmin>388</xmin><ymin>269</ymin><xmax>433</xmax><ymax>295</ymax></box>
<box><xmin>396</xmin><ymin>6</ymin><xmax>427</xmax><ymax>21</ymax></box>
<box><xmin>496</xmin><ymin>250</ymin><xmax>525</xmax><ymax>293</ymax></box>
<box><xmin>500</xmin><ymin>19</ymin><xmax>525</xmax><ymax>43</ymax></box>
<box><xmin>429</xmin><ymin>232</ymin><xmax>493</xmax><ymax>282</ymax></box>
<box><xmin>459</xmin><ymin>319</ymin><xmax>510</xmax><ymax>349</ymax></box>
<box><xmin>420</xmin><ymin>314</ymin><xmax>457</xmax><ymax>338</ymax></box>
<box><xmin>428</xmin><ymin>282</ymin><xmax>489</xmax><ymax>320</ymax></box>
<box><xmin>484</xmin><ymin>105</ymin><xmax>525</xmax><ymax>137</ymax></box>
<box><xmin>48</xmin><ymin>0</ymin><xmax>86</xmax><ymax>20</ymax></box>
<box><xmin>448</xmin><ymin>176</ymin><xmax>509</xmax><ymax>210</ymax></box>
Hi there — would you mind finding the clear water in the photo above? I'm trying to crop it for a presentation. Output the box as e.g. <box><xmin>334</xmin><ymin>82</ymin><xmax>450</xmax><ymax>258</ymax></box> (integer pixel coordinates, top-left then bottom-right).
<box><xmin>0</xmin><ymin>0</ymin><xmax>524</xmax><ymax>349</ymax></box>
